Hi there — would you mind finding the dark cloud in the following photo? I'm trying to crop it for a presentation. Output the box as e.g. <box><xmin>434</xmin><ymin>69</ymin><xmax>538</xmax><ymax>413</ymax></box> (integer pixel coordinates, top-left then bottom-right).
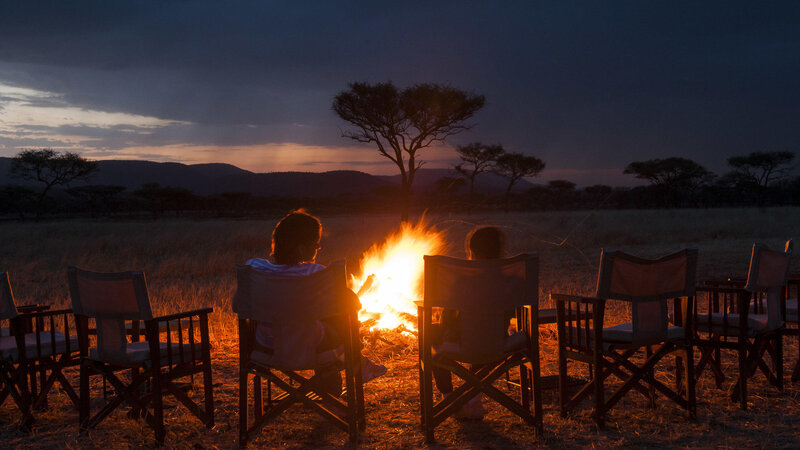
<box><xmin>0</xmin><ymin>1</ymin><xmax>798</xmax><ymax>182</ymax></box>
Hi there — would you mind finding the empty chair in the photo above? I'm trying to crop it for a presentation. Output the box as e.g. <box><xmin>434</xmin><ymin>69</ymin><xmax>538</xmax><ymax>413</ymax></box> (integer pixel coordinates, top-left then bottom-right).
<box><xmin>694</xmin><ymin>242</ymin><xmax>792</xmax><ymax>408</ymax></box>
<box><xmin>0</xmin><ymin>271</ymin><xmax>79</xmax><ymax>430</ymax></box>
<box><xmin>418</xmin><ymin>254</ymin><xmax>542</xmax><ymax>442</ymax></box>
<box><xmin>553</xmin><ymin>249</ymin><xmax>698</xmax><ymax>427</ymax></box>
<box><xmin>234</xmin><ymin>261</ymin><xmax>364</xmax><ymax>445</ymax></box>
<box><xmin>67</xmin><ymin>267</ymin><xmax>214</xmax><ymax>444</ymax></box>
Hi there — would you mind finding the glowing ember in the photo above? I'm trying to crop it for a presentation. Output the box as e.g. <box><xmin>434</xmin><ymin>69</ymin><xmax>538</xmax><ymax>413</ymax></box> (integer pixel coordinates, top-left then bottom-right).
<box><xmin>349</xmin><ymin>220</ymin><xmax>445</xmax><ymax>331</ymax></box>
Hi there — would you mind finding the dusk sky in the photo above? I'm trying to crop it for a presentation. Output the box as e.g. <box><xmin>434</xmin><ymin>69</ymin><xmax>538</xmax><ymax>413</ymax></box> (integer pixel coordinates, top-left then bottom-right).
<box><xmin>0</xmin><ymin>1</ymin><xmax>798</xmax><ymax>186</ymax></box>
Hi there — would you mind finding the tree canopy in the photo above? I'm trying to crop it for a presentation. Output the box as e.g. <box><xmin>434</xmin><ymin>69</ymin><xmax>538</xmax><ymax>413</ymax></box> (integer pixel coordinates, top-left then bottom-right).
<box><xmin>623</xmin><ymin>157</ymin><xmax>713</xmax><ymax>207</ymax></box>
<box><xmin>727</xmin><ymin>151</ymin><xmax>795</xmax><ymax>188</ymax></box>
<box><xmin>333</xmin><ymin>81</ymin><xmax>485</xmax><ymax>221</ymax></box>
<box><xmin>494</xmin><ymin>152</ymin><xmax>545</xmax><ymax>212</ymax></box>
<box><xmin>454</xmin><ymin>142</ymin><xmax>505</xmax><ymax>211</ymax></box>
<box><xmin>10</xmin><ymin>148</ymin><xmax>97</xmax><ymax>220</ymax></box>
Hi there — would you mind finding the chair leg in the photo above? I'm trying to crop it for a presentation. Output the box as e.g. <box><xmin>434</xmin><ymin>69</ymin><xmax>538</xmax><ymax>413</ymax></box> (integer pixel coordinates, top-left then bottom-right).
<box><xmin>557</xmin><ymin>340</ymin><xmax>568</xmax><ymax>417</ymax></box>
<box><xmin>684</xmin><ymin>346</ymin><xmax>696</xmax><ymax>420</ymax></box>
<box><xmin>239</xmin><ymin>370</ymin><xmax>249</xmax><ymax>447</ymax></box>
<box><xmin>519</xmin><ymin>364</ymin><xmax>529</xmax><ymax>411</ymax></box>
<box><xmin>151</xmin><ymin>370</ymin><xmax>166</xmax><ymax>445</ymax></box>
<box><xmin>737</xmin><ymin>340</ymin><xmax>748</xmax><ymax>410</ymax></box>
<box><xmin>645</xmin><ymin>346</ymin><xmax>657</xmax><ymax>409</ymax></box>
<box><xmin>203</xmin><ymin>358</ymin><xmax>215</xmax><ymax>428</ymax></box>
<box><xmin>775</xmin><ymin>333</ymin><xmax>784</xmax><ymax>392</ymax></box>
<box><xmin>79</xmin><ymin>361</ymin><xmax>90</xmax><ymax>434</ymax></box>
<box><xmin>593</xmin><ymin>356</ymin><xmax>605</xmax><ymax>428</ymax></box>
<box><xmin>253</xmin><ymin>375</ymin><xmax>262</xmax><ymax>423</ymax></box>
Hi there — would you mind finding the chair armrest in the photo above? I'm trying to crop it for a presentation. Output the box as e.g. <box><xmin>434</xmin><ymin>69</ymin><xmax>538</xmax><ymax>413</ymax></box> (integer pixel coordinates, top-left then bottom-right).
<box><xmin>693</xmin><ymin>284</ymin><xmax>751</xmax><ymax>334</ymax></box>
<box><xmin>695</xmin><ymin>285</ymin><xmax>748</xmax><ymax>295</ymax></box>
<box><xmin>151</xmin><ymin>307</ymin><xmax>213</xmax><ymax>323</ymax></box>
<box><xmin>551</xmin><ymin>293</ymin><xmax>604</xmax><ymax>351</ymax></box>
<box><xmin>16</xmin><ymin>303</ymin><xmax>51</xmax><ymax>313</ymax></box>
<box><xmin>551</xmin><ymin>293</ymin><xmax>602</xmax><ymax>305</ymax></box>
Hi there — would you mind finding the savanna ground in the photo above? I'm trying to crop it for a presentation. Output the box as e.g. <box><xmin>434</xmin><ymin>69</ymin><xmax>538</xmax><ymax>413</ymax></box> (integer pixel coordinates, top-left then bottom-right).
<box><xmin>1</xmin><ymin>208</ymin><xmax>799</xmax><ymax>449</ymax></box>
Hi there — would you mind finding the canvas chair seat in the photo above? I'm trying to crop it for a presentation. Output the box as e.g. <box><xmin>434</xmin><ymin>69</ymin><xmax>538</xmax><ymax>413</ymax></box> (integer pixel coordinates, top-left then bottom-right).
<box><xmin>567</xmin><ymin>323</ymin><xmax>686</xmax><ymax>348</ymax></box>
<box><xmin>433</xmin><ymin>331</ymin><xmax>528</xmax><ymax>361</ymax></box>
<box><xmin>695</xmin><ymin>312</ymin><xmax>773</xmax><ymax>334</ymax></box>
<box><xmin>87</xmin><ymin>340</ymin><xmax>202</xmax><ymax>366</ymax></box>
<box><xmin>786</xmin><ymin>298</ymin><xmax>798</xmax><ymax>322</ymax></box>
<box><xmin>0</xmin><ymin>331</ymin><xmax>79</xmax><ymax>361</ymax></box>
<box><xmin>249</xmin><ymin>344</ymin><xmax>344</xmax><ymax>370</ymax></box>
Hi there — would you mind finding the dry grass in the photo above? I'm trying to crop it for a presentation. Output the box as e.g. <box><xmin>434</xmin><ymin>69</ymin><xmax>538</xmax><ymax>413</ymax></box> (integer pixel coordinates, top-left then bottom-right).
<box><xmin>1</xmin><ymin>208</ymin><xmax>799</xmax><ymax>448</ymax></box>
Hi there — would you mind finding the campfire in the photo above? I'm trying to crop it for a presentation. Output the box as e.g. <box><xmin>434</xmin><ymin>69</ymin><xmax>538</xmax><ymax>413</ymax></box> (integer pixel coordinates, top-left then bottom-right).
<box><xmin>349</xmin><ymin>220</ymin><xmax>445</xmax><ymax>332</ymax></box>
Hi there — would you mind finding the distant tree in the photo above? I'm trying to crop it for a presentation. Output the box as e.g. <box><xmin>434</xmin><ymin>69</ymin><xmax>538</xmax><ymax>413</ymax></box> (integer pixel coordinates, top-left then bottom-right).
<box><xmin>66</xmin><ymin>185</ymin><xmax>126</xmax><ymax>217</ymax></box>
<box><xmin>454</xmin><ymin>142</ymin><xmax>505</xmax><ymax>212</ymax></box>
<box><xmin>134</xmin><ymin>183</ymin><xmax>195</xmax><ymax>217</ymax></box>
<box><xmin>727</xmin><ymin>151</ymin><xmax>795</xmax><ymax>206</ymax></box>
<box><xmin>333</xmin><ymin>81</ymin><xmax>485</xmax><ymax>221</ymax></box>
<box><xmin>0</xmin><ymin>185</ymin><xmax>37</xmax><ymax>219</ymax></box>
<box><xmin>623</xmin><ymin>157</ymin><xmax>714</xmax><ymax>207</ymax></box>
<box><xmin>9</xmin><ymin>148</ymin><xmax>98</xmax><ymax>221</ymax></box>
<box><xmin>494</xmin><ymin>152</ymin><xmax>546</xmax><ymax>212</ymax></box>
<box><xmin>432</xmin><ymin>176</ymin><xmax>466</xmax><ymax>209</ymax></box>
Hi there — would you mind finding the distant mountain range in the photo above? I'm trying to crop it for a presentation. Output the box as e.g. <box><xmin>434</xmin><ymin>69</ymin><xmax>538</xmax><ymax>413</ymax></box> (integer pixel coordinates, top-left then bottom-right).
<box><xmin>0</xmin><ymin>157</ymin><xmax>536</xmax><ymax>198</ymax></box>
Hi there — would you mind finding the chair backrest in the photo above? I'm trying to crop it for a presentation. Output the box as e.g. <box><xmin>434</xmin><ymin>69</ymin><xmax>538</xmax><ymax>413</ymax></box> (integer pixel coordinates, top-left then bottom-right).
<box><xmin>67</xmin><ymin>267</ymin><xmax>153</xmax><ymax>362</ymax></box>
<box><xmin>234</xmin><ymin>261</ymin><xmax>351</xmax><ymax>369</ymax></box>
<box><xmin>0</xmin><ymin>271</ymin><xmax>18</xmax><ymax>320</ymax></box>
<box><xmin>744</xmin><ymin>240</ymin><xmax>792</xmax><ymax>330</ymax></box>
<box><xmin>596</xmin><ymin>248</ymin><xmax>698</xmax><ymax>345</ymax></box>
<box><xmin>423</xmin><ymin>254</ymin><xmax>538</xmax><ymax>363</ymax></box>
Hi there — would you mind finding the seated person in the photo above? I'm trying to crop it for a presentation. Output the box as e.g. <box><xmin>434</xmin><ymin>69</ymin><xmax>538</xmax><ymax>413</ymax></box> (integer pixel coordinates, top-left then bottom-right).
<box><xmin>246</xmin><ymin>209</ymin><xmax>386</xmax><ymax>394</ymax></box>
<box><xmin>430</xmin><ymin>225</ymin><xmax>509</xmax><ymax>420</ymax></box>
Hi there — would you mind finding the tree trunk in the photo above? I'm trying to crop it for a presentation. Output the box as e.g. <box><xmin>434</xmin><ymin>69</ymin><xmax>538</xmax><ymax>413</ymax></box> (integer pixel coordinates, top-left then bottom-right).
<box><xmin>468</xmin><ymin>173</ymin><xmax>477</xmax><ymax>215</ymax></box>
<box><xmin>34</xmin><ymin>185</ymin><xmax>53</xmax><ymax>222</ymax></box>
<box><xmin>400</xmin><ymin>181</ymin><xmax>411</xmax><ymax>222</ymax></box>
<box><xmin>503</xmin><ymin>180</ymin><xmax>515</xmax><ymax>214</ymax></box>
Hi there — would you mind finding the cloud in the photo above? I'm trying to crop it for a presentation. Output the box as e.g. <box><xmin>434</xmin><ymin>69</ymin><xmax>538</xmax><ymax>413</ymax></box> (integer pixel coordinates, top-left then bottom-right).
<box><xmin>0</xmin><ymin>1</ymin><xmax>798</xmax><ymax>182</ymax></box>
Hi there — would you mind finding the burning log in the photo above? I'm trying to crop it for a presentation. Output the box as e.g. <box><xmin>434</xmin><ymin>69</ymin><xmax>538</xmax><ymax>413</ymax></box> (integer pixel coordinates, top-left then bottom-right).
<box><xmin>349</xmin><ymin>219</ymin><xmax>444</xmax><ymax>332</ymax></box>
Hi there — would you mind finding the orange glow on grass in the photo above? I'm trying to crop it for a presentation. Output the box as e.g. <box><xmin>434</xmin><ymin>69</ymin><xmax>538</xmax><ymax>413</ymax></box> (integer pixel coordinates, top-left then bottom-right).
<box><xmin>349</xmin><ymin>220</ymin><xmax>445</xmax><ymax>331</ymax></box>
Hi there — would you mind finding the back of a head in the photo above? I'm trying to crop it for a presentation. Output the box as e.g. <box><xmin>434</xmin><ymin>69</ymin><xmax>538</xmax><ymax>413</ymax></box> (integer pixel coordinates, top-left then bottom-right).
<box><xmin>271</xmin><ymin>209</ymin><xmax>322</xmax><ymax>265</ymax></box>
<box><xmin>466</xmin><ymin>226</ymin><xmax>505</xmax><ymax>260</ymax></box>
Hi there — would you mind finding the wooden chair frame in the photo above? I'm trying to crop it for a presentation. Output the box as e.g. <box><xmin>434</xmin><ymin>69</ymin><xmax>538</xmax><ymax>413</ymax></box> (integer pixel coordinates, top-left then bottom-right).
<box><xmin>418</xmin><ymin>254</ymin><xmax>542</xmax><ymax>442</ymax></box>
<box><xmin>554</xmin><ymin>249</ymin><xmax>698</xmax><ymax>427</ymax></box>
<box><xmin>692</xmin><ymin>242</ymin><xmax>791</xmax><ymax>409</ymax></box>
<box><xmin>68</xmin><ymin>267</ymin><xmax>214</xmax><ymax>445</ymax></box>
<box><xmin>693</xmin><ymin>286</ymin><xmax>783</xmax><ymax>409</ymax></box>
<box><xmin>235</xmin><ymin>263</ymin><xmax>365</xmax><ymax>446</ymax></box>
<box><xmin>783</xmin><ymin>275</ymin><xmax>800</xmax><ymax>382</ymax></box>
<box><xmin>0</xmin><ymin>272</ymin><xmax>80</xmax><ymax>430</ymax></box>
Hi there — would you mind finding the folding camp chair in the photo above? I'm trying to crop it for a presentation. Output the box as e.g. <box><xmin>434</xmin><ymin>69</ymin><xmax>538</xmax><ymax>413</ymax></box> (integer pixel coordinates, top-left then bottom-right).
<box><xmin>67</xmin><ymin>267</ymin><xmax>214</xmax><ymax>444</ymax></box>
<box><xmin>0</xmin><ymin>271</ymin><xmax>80</xmax><ymax>429</ymax></box>
<box><xmin>234</xmin><ymin>261</ymin><xmax>364</xmax><ymax>446</ymax></box>
<box><xmin>693</xmin><ymin>242</ymin><xmax>791</xmax><ymax>409</ymax></box>
<box><xmin>553</xmin><ymin>249</ymin><xmax>698</xmax><ymax>427</ymax></box>
<box><xmin>418</xmin><ymin>254</ymin><xmax>542</xmax><ymax>442</ymax></box>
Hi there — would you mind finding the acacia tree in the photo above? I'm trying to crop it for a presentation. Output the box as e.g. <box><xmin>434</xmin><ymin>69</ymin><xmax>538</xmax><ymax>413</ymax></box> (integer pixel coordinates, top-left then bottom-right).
<box><xmin>333</xmin><ymin>81</ymin><xmax>485</xmax><ymax>221</ymax></box>
<box><xmin>494</xmin><ymin>152</ymin><xmax>545</xmax><ymax>212</ymax></box>
<box><xmin>454</xmin><ymin>142</ymin><xmax>505</xmax><ymax>212</ymax></box>
<box><xmin>10</xmin><ymin>148</ymin><xmax>98</xmax><ymax>221</ymax></box>
<box><xmin>623</xmin><ymin>157</ymin><xmax>713</xmax><ymax>207</ymax></box>
<box><xmin>727</xmin><ymin>151</ymin><xmax>795</xmax><ymax>205</ymax></box>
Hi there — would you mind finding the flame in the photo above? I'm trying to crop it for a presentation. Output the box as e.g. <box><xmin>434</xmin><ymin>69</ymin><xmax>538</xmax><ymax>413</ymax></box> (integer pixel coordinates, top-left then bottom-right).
<box><xmin>349</xmin><ymin>220</ymin><xmax>445</xmax><ymax>331</ymax></box>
